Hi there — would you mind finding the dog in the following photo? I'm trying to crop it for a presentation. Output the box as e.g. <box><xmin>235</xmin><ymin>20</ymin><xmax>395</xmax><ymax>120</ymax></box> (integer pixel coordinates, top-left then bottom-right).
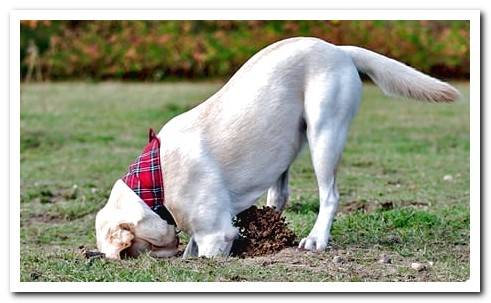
<box><xmin>95</xmin><ymin>37</ymin><xmax>459</xmax><ymax>259</ymax></box>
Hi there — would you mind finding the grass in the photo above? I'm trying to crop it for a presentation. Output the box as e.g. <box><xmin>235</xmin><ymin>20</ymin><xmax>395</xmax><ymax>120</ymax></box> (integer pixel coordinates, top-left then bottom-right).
<box><xmin>19</xmin><ymin>81</ymin><xmax>470</xmax><ymax>282</ymax></box>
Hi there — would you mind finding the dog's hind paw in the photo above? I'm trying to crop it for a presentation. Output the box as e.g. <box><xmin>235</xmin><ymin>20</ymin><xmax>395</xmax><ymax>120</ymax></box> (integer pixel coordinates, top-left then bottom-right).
<box><xmin>298</xmin><ymin>236</ymin><xmax>328</xmax><ymax>251</ymax></box>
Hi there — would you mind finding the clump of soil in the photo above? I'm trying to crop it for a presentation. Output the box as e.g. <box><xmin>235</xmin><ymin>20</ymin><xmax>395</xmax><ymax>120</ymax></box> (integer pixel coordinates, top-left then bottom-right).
<box><xmin>230</xmin><ymin>206</ymin><xmax>297</xmax><ymax>258</ymax></box>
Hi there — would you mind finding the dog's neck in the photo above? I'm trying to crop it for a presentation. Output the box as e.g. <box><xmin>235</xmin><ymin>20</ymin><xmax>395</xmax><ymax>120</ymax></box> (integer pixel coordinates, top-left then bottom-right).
<box><xmin>121</xmin><ymin>128</ymin><xmax>177</xmax><ymax>227</ymax></box>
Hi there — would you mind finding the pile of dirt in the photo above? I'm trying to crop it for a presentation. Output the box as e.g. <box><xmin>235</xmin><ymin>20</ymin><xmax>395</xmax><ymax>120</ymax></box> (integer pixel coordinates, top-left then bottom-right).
<box><xmin>230</xmin><ymin>206</ymin><xmax>297</xmax><ymax>258</ymax></box>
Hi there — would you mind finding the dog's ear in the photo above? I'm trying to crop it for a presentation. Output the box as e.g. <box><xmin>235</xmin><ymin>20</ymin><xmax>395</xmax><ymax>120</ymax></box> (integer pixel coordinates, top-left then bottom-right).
<box><xmin>108</xmin><ymin>223</ymin><xmax>135</xmax><ymax>250</ymax></box>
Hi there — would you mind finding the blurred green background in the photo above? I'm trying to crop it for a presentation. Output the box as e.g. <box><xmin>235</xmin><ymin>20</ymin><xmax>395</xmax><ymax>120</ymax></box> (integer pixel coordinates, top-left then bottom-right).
<box><xmin>20</xmin><ymin>20</ymin><xmax>469</xmax><ymax>81</ymax></box>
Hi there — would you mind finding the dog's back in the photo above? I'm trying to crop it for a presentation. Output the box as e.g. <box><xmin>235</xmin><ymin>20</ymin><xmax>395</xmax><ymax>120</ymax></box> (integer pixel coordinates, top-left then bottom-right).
<box><xmin>160</xmin><ymin>37</ymin><xmax>459</xmax><ymax>214</ymax></box>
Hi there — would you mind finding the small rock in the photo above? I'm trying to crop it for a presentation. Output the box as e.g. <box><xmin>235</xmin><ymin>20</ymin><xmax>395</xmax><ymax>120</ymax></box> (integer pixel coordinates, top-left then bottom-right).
<box><xmin>30</xmin><ymin>271</ymin><xmax>42</xmax><ymax>280</ymax></box>
<box><xmin>79</xmin><ymin>246</ymin><xmax>105</xmax><ymax>259</ymax></box>
<box><xmin>332</xmin><ymin>256</ymin><xmax>344</xmax><ymax>264</ymax></box>
<box><xmin>91</xmin><ymin>188</ymin><xmax>98</xmax><ymax>194</ymax></box>
<box><xmin>378</xmin><ymin>254</ymin><xmax>391</xmax><ymax>264</ymax></box>
<box><xmin>411</xmin><ymin>262</ymin><xmax>426</xmax><ymax>271</ymax></box>
<box><xmin>443</xmin><ymin>175</ymin><xmax>453</xmax><ymax>181</ymax></box>
<box><xmin>428</xmin><ymin>261</ymin><xmax>434</xmax><ymax>267</ymax></box>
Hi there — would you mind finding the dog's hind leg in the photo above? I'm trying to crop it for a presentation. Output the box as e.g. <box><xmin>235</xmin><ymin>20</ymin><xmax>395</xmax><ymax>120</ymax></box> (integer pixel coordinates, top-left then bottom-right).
<box><xmin>299</xmin><ymin>67</ymin><xmax>362</xmax><ymax>251</ymax></box>
<box><xmin>183</xmin><ymin>237</ymin><xmax>198</xmax><ymax>258</ymax></box>
<box><xmin>266</xmin><ymin>169</ymin><xmax>289</xmax><ymax>212</ymax></box>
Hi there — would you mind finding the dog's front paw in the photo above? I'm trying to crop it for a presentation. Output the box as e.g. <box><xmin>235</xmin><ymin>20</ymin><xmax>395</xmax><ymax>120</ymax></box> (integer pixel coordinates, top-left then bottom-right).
<box><xmin>298</xmin><ymin>235</ymin><xmax>328</xmax><ymax>251</ymax></box>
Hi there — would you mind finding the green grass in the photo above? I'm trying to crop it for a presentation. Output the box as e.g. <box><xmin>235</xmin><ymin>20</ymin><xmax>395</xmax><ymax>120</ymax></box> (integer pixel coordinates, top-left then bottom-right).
<box><xmin>20</xmin><ymin>81</ymin><xmax>470</xmax><ymax>282</ymax></box>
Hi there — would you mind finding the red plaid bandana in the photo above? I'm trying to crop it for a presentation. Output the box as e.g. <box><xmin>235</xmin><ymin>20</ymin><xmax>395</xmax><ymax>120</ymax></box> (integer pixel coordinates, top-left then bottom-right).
<box><xmin>122</xmin><ymin>128</ymin><xmax>165</xmax><ymax>209</ymax></box>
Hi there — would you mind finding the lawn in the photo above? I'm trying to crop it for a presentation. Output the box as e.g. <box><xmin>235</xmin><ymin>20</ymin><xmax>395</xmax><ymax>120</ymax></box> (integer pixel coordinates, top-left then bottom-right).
<box><xmin>19</xmin><ymin>81</ymin><xmax>470</xmax><ymax>282</ymax></box>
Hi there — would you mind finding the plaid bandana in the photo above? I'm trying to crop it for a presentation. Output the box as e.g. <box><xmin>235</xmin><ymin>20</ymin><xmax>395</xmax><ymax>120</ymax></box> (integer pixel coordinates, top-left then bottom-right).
<box><xmin>122</xmin><ymin>128</ymin><xmax>176</xmax><ymax>226</ymax></box>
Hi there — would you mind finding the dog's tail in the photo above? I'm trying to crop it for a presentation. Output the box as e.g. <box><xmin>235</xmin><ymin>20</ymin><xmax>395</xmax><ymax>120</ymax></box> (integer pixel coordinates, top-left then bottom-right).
<box><xmin>339</xmin><ymin>46</ymin><xmax>460</xmax><ymax>102</ymax></box>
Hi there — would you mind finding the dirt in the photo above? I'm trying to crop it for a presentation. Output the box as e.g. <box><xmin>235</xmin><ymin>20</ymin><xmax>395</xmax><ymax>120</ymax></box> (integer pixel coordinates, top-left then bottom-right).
<box><xmin>28</xmin><ymin>186</ymin><xmax>80</xmax><ymax>205</ymax></box>
<box><xmin>235</xmin><ymin>246</ymin><xmax>443</xmax><ymax>282</ymax></box>
<box><xmin>70</xmin><ymin>243</ymin><xmax>459</xmax><ymax>282</ymax></box>
<box><xmin>230</xmin><ymin>206</ymin><xmax>297</xmax><ymax>258</ymax></box>
<box><xmin>24</xmin><ymin>213</ymin><xmax>64</xmax><ymax>226</ymax></box>
<box><xmin>340</xmin><ymin>200</ymin><xmax>429</xmax><ymax>213</ymax></box>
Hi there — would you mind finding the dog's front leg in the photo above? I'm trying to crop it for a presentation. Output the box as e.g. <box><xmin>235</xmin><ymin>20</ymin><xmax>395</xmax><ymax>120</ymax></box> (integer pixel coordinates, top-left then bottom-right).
<box><xmin>194</xmin><ymin>231</ymin><xmax>236</xmax><ymax>257</ymax></box>
<box><xmin>178</xmin><ymin>181</ymin><xmax>237</xmax><ymax>257</ymax></box>
<box><xmin>168</xmin><ymin>140</ymin><xmax>237</xmax><ymax>257</ymax></box>
<box><xmin>191</xmin><ymin>211</ymin><xmax>237</xmax><ymax>257</ymax></box>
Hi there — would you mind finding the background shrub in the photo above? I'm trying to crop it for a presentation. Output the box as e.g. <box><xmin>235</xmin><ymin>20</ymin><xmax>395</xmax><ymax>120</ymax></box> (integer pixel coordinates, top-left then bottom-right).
<box><xmin>20</xmin><ymin>20</ymin><xmax>470</xmax><ymax>81</ymax></box>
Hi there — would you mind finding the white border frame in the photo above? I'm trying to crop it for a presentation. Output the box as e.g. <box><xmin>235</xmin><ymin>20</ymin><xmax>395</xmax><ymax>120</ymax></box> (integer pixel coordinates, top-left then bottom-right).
<box><xmin>10</xmin><ymin>9</ymin><xmax>480</xmax><ymax>292</ymax></box>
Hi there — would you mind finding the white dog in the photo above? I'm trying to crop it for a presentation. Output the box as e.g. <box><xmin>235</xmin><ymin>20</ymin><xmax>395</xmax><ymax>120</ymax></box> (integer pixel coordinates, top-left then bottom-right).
<box><xmin>95</xmin><ymin>37</ymin><xmax>459</xmax><ymax>259</ymax></box>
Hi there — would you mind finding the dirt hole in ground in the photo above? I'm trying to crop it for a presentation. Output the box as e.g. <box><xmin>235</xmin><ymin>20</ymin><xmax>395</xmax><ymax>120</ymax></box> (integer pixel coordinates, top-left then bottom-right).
<box><xmin>230</xmin><ymin>206</ymin><xmax>297</xmax><ymax>258</ymax></box>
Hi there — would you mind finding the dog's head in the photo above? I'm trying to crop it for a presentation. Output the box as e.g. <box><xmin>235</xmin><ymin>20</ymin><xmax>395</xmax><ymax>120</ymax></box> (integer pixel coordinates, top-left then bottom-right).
<box><xmin>95</xmin><ymin>180</ymin><xmax>179</xmax><ymax>259</ymax></box>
